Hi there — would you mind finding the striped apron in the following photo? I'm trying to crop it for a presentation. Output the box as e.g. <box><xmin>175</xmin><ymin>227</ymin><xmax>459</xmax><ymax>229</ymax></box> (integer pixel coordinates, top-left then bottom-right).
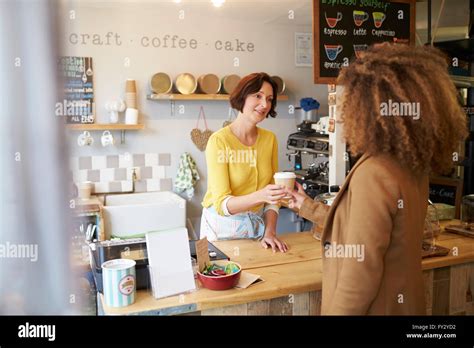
<box><xmin>200</xmin><ymin>206</ymin><xmax>265</xmax><ymax>241</ymax></box>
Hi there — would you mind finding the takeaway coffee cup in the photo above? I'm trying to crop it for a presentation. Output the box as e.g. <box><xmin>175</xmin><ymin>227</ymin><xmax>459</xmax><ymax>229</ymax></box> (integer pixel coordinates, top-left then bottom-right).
<box><xmin>102</xmin><ymin>259</ymin><xmax>136</xmax><ymax>307</ymax></box>
<box><xmin>78</xmin><ymin>181</ymin><xmax>94</xmax><ymax>200</ymax></box>
<box><xmin>274</xmin><ymin>172</ymin><xmax>296</xmax><ymax>200</ymax></box>
<box><xmin>125</xmin><ymin>79</ymin><xmax>137</xmax><ymax>93</ymax></box>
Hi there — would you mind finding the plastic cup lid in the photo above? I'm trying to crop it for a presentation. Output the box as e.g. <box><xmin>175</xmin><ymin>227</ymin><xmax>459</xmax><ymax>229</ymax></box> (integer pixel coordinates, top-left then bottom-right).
<box><xmin>274</xmin><ymin>172</ymin><xmax>296</xmax><ymax>179</ymax></box>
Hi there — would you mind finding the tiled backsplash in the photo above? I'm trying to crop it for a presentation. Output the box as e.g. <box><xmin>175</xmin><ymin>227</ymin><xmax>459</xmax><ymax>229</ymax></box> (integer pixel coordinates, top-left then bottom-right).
<box><xmin>70</xmin><ymin>153</ymin><xmax>172</xmax><ymax>193</ymax></box>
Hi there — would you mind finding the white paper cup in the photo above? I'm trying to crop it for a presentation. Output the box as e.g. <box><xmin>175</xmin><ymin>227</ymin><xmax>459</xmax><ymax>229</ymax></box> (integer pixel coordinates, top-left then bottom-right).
<box><xmin>125</xmin><ymin>93</ymin><xmax>137</xmax><ymax>109</ymax></box>
<box><xmin>125</xmin><ymin>108</ymin><xmax>139</xmax><ymax>124</ymax></box>
<box><xmin>78</xmin><ymin>181</ymin><xmax>94</xmax><ymax>199</ymax></box>
<box><xmin>274</xmin><ymin>172</ymin><xmax>296</xmax><ymax>200</ymax></box>
<box><xmin>102</xmin><ymin>259</ymin><xmax>136</xmax><ymax>307</ymax></box>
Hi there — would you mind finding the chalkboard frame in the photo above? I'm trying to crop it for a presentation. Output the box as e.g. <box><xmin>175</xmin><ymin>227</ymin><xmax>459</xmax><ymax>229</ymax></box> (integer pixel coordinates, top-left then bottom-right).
<box><xmin>313</xmin><ymin>0</ymin><xmax>416</xmax><ymax>84</ymax></box>
<box><xmin>429</xmin><ymin>176</ymin><xmax>464</xmax><ymax>219</ymax></box>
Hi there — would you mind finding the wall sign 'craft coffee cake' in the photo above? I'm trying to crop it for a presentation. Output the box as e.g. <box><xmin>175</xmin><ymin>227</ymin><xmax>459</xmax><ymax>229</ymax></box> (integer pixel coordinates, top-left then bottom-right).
<box><xmin>58</xmin><ymin>56</ymin><xmax>95</xmax><ymax>124</ymax></box>
<box><xmin>313</xmin><ymin>0</ymin><xmax>415</xmax><ymax>84</ymax></box>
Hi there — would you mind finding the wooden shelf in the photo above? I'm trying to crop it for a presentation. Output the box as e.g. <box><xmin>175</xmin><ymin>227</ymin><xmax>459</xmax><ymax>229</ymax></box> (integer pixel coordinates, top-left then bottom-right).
<box><xmin>147</xmin><ymin>93</ymin><xmax>289</xmax><ymax>101</ymax></box>
<box><xmin>66</xmin><ymin>124</ymin><xmax>145</xmax><ymax>131</ymax></box>
<box><xmin>450</xmin><ymin>75</ymin><xmax>474</xmax><ymax>88</ymax></box>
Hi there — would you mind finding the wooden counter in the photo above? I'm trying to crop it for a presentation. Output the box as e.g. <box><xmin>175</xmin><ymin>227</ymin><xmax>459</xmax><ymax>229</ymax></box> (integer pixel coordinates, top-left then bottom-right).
<box><xmin>98</xmin><ymin>221</ymin><xmax>474</xmax><ymax>316</ymax></box>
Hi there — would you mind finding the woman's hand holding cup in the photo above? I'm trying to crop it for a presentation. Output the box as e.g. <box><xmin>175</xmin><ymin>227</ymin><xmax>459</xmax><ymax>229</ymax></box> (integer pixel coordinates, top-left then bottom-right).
<box><xmin>273</xmin><ymin>172</ymin><xmax>296</xmax><ymax>202</ymax></box>
<box><xmin>255</xmin><ymin>184</ymin><xmax>286</xmax><ymax>205</ymax></box>
<box><xmin>285</xmin><ymin>182</ymin><xmax>310</xmax><ymax>210</ymax></box>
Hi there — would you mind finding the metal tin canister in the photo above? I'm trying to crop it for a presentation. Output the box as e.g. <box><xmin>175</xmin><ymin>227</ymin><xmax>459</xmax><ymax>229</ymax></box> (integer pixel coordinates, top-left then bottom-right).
<box><xmin>150</xmin><ymin>72</ymin><xmax>172</xmax><ymax>94</ymax></box>
<box><xmin>198</xmin><ymin>74</ymin><xmax>221</xmax><ymax>94</ymax></box>
<box><xmin>271</xmin><ymin>75</ymin><xmax>285</xmax><ymax>95</ymax></box>
<box><xmin>221</xmin><ymin>74</ymin><xmax>241</xmax><ymax>94</ymax></box>
<box><xmin>175</xmin><ymin>73</ymin><xmax>197</xmax><ymax>95</ymax></box>
<box><xmin>102</xmin><ymin>259</ymin><xmax>136</xmax><ymax>307</ymax></box>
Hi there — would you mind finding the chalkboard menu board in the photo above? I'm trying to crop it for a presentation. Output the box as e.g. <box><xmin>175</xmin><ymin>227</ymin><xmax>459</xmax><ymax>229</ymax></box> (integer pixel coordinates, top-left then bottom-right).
<box><xmin>313</xmin><ymin>0</ymin><xmax>415</xmax><ymax>84</ymax></box>
<box><xmin>58</xmin><ymin>56</ymin><xmax>95</xmax><ymax>124</ymax></box>
<box><xmin>429</xmin><ymin>176</ymin><xmax>463</xmax><ymax>218</ymax></box>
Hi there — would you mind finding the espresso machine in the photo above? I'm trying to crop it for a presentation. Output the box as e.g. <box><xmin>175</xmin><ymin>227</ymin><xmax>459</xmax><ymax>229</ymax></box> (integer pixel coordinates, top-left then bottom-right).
<box><xmin>287</xmin><ymin>107</ymin><xmax>331</xmax><ymax>198</ymax></box>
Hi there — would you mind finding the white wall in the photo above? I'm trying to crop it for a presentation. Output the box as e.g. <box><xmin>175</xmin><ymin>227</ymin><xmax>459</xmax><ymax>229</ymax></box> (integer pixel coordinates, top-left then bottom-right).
<box><xmin>60</xmin><ymin>1</ymin><xmax>329</xmax><ymax>230</ymax></box>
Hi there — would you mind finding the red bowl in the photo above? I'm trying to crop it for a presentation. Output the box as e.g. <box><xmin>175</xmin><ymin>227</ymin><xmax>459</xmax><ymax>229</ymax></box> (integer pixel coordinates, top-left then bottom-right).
<box><xmin>197</xmin><ymin>261</ymin><xmax>241</xmax><ymax>291</ymax></box>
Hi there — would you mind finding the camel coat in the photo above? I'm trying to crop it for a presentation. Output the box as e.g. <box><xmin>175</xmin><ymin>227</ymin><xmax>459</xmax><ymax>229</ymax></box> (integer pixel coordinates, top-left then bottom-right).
<box><xmin>298</xmin><ymin>153</ymin><xmax>428</xmax><ymax>315</ymax></box>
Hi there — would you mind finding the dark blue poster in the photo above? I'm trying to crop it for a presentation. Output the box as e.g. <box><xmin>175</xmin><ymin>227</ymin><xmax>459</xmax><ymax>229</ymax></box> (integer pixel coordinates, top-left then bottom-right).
<box><xmin>58</xmin><ymin>56</ymin><xmax>95</xmax><ymax>124</ymax></box>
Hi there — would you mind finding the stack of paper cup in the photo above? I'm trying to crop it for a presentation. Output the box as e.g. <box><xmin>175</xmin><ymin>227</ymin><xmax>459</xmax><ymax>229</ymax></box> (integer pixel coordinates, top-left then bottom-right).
<box><xmin>125</xmin><ymin>79</ymin><xmax>137</xmax><ymax>109</ymax></box>
<box><xmin>125</xmin><ymin>108</ymin><xmax>139</xmax><ymax>125</ymax></box>
<box><xmin>78</xmin><ymin>181</ymin><xmax>94</xmax><ymax>199</ymax></box>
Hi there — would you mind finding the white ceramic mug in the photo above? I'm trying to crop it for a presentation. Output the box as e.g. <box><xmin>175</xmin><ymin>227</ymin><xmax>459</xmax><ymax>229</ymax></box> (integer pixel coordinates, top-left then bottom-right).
<box><xmin>125</xmin><ymin>108</ymin><xmax>139</xmax><ymax>125</ymax></box>
<box><xmin>101</xmin><ymin>130</ymin><xmax>114</xmax><ymax>147</ymax></box>
<box><xmin>77</xmin><ymin>131</ymin><xmax>94</xmax><ymax>147</ymax></box>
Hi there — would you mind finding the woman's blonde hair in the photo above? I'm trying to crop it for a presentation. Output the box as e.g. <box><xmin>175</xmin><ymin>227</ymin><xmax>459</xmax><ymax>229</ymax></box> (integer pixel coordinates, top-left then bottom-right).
<box><xmin>337</xmin><ymin>42</ymin><xmax>468</xmax><ymax>175</ymax></box>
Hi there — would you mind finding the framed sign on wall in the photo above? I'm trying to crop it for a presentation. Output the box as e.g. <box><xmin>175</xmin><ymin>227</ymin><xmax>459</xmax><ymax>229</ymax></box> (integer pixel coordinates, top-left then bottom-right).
<box><xmin>295</xmin><ymin>32</ymin><xmax>313</xmax><ymax>67</ymax></box>
<box><xmin>58</xmin><ymin>56</ymin><xmax>95</xmax><ymax>124</ymax></box>
<box><xmin>313</xmin><ymin>0</ymin><xmax>415</xmax><ymax>84</ymax></box>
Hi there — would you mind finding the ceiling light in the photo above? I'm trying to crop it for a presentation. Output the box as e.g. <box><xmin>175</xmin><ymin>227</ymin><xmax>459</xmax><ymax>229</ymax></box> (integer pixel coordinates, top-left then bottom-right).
<box><xmin>211</xmin><ymin>0</ymin><xmax>225</xmax><ymax>8</ymax></box>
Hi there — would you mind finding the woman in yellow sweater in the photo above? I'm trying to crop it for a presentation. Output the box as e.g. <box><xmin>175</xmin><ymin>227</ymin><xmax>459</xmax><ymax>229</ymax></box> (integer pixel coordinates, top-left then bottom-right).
<box><xmin>201</xmin><ymin>73</ymin><xmax>288</xmax><ymax>252</ymax></box>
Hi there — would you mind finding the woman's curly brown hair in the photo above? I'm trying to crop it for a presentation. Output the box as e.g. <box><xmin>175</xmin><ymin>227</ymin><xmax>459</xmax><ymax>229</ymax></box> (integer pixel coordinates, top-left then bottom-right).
<box><xmin>337</xmin><ymin>42</ymin><xmax>468</xmax><ymax>175</ymax></box>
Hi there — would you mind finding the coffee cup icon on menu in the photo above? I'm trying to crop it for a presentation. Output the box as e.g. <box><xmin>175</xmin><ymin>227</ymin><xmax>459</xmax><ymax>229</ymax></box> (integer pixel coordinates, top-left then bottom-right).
<box><xmin>353</xmin><ymin>10</ymin><xmax>369</xmax><ymax>26</ymax></box>
<box><xmin>353</xmin><ymin>44</ymin><xmax>368</xmax><ymax>59</ymax></box>
<box><xmin>325</xmin><ymin>12</ymin><xmax>342</xmax><ymax>28</ymax></box>
<box><xmin>373</xmin><ymin>12</ymin><xmax>386</xmax><ymax>28</ymax></box>
<box><xmin>324</xmin><ymin>44</ymin><xmax>343</xmax><ymax>61</ymax></box>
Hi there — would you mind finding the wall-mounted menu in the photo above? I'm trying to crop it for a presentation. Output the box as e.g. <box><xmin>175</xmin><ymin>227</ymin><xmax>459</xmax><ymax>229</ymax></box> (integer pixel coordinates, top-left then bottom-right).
<box><xmin>58</xmin><ymin>56</ymin><xmax>95</xmax><ymax>124</ymax></box>
<box><xmin>313</xmin><ymin>0</ymin><xmax>415</xmax><ymax>84</ymax></box>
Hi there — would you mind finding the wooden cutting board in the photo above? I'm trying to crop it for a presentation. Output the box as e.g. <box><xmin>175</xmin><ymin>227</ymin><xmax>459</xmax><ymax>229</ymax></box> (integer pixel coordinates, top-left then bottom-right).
<box><xmin>212</xmin><ymin>232</ymin><xmax>321</xmax><ymax>270</ymax></box>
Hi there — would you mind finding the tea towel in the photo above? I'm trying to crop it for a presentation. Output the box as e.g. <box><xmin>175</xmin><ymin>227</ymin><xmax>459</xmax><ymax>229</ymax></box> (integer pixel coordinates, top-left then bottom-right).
<box><xmin>174</xmin><ymin>152</ymin><xmax>200</xmax><ymax>200</ymax></box>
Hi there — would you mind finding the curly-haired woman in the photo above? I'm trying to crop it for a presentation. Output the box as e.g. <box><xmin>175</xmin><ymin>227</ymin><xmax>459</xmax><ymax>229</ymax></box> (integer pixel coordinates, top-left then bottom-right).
<box><xmin>285</xmin><ymin>43</ymin><xmax>468</xmax><ymax>315</ymax></box>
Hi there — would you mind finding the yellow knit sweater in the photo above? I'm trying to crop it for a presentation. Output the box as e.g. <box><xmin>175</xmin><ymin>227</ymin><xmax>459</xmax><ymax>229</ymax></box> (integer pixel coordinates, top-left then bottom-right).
<box><xmin>202</xmin><ymin>125</ymin><xmax>278</xmax><ymax>216</ymax></box>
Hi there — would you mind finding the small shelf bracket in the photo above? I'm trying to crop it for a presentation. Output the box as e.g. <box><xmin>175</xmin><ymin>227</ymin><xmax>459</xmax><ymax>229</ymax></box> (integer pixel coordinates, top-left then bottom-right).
<box><xmin>121</xmin><ymin>130</ymin><xmax>126</xmax><ymax>144</ymax></box>
<box><xmin>170</xmin><ymin>100</ymin><xmax>176</xmax><ymax>116</ymax></box>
